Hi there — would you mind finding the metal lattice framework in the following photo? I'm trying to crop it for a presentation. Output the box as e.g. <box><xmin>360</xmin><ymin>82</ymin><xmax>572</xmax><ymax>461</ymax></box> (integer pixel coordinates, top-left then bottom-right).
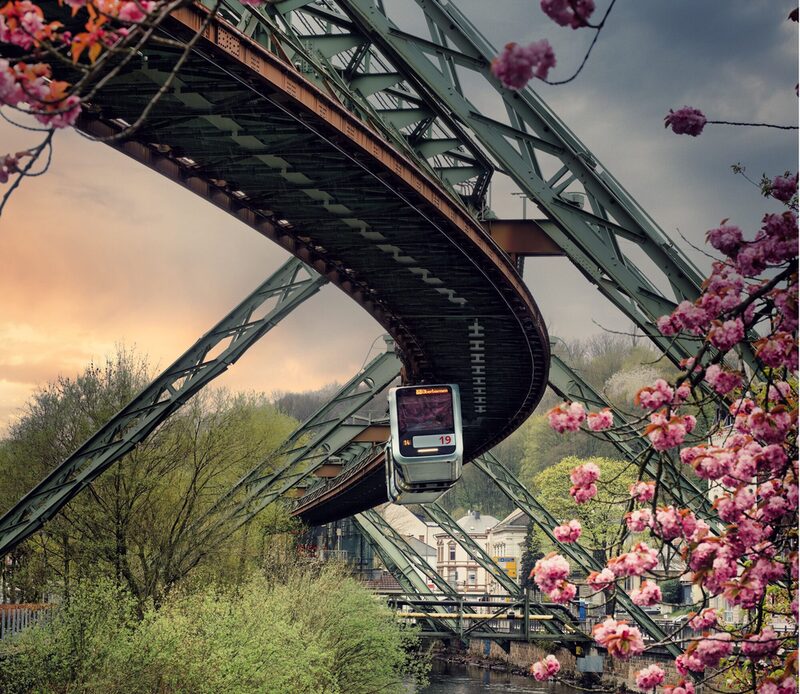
<box><xmin>262</xmin><ymin>0</ymin><xmax>706</xmax><ymax>365</ymax></box>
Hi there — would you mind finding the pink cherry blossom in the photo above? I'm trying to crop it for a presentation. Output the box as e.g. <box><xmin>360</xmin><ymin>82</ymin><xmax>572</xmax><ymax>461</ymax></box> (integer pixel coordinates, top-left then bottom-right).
<box><xmin>645</xmin><ymin>410</ymin><xmax>688</xmax><ymax>451</ymax></box>
<box><xmin>736</xmin><ymin>243</ymin><xmax>768</xmax><ymax>276</ymax></box>
<box><xmin>587</xmin><ymin>408</ymin><xmax>614</xmax><ymax>431</ymax></box>
<box><xmin>664</xmin><ymin>679</ymin><xmax>695</xmax><ymax>694</ymax></box>
<box><xmin>531</xmin><ymin>654</ymin><xmax>561</xmax><ymax>680</ymax></box>
<box><xmin>532</xmin><ymin>553</ymin><xmax>570</xmax><ymax>593</ymax></box>
<box><xmin>754</xmin><ymin>332</ymin><xmax>797</xmax><ymax>369</ymax></box>
<box><xmin>767</xmin><ymin>381</ymin><xmax>793</xmax><ymax>403</ymax></box>
<box><xmin>693</xmin><ymin>632</ymin><xmax>733</xmax><ymax>669</ymax></box>
<box><xmin>569</xmin><ymin>462</ymin><xmax>600</xmax><ymax>503</ymax></box>
<box><xmin>608</xmin><ymin>542</ymin><xmax>658</xmax><ymax>577</ymax></box>
<box><xmin>769</xmin><ymin>174</ymin><xmax>797</xmax><ymax>202</ymax></box>
<box><xmin>118</xmin><ymin>0</ymin><xmax>154</xmax><ymax>22</ymax></box>
<box><xmin>491</xmin><ymin>39</ymin><xmax>556</xmax><ymax>89</ymax></box>
<box><xmin>723</xmin><ymin>573</ymin><xmax>766</xmax><ymax>609</ymax></box>
<box><xmin>32</xmin><ymin>94</ymin><xmax>81</xmax><ymax>129</ymax></box>
<box><xmin>704</xmin><ymin>364</ymin><xmax>742</xmax><ymax>394</ymax></box>
<box><xmin>706</xmin><ymin>224</ymin><xmax>744</xmax><ymax>257</ymax></box>
<box><xmin>570</xmin><ymin>462</ymin><xmax>600</xmax><ymax>486</ymax></box>
<box><xmin>687</xmin><ymin>608</ymin><xmax>717</xmax><ymax>631</ymax></box>
<box><xmin>631</xmin><ymin>579</ymin><xmax>662</xmax><ymax>606</ymax></box>
<box><xmin>592</xmin><ymin>617</ymin><xmax>645</xmax><ymax>659</ymax></box>
<box><xmin>635</xmin><ymin>664</ymin><xmax>666</xmax><ymax>691</ymax></box>
<box><xmin>672</xmin><ymin>382</ymin><xmax>691</xmax><ymax>404</ymax></box>
<box><xmin>748</xmin><ymin>407</ymin><xmax>793</xmax><ymax>445</ymax></box>
<box><xmin>553</xmin><ymin>518</ymin><xmax>582</xmax><ymax>543</ymax></box>
<box><xmin>587</xmin><ymin>567</ymin><xmax>615</xmax><ymax>591</ymax></box>
<box><xmin>547</xmin><ymin>401</ymin><xmax>586</xmax><ymax>433</ymax></box>
<box><xmin>630</xmin><ymin>480</ymin><xmax>655</xmax><ymax>503</ymax></box>
<box><xmin>635</xmin><ymin>379</ymin><xmax>674</xmax><ymax>410</ymax></box>
<box><xmin>708</xmin><ymin>318</ymin><xmax>745</xmax><ymax>352</ymax></box>
<box><xmin>570</xmin><ymin>483</ymin><xmax>597</xmax><ymax>503</ymax></box>
<box><xmin>651</xmin><ymin>505</ymin><xmax>697</xmax><ymax>541</ymax></box>
<box><xmin>540</xmin><ymin>0</ymin><xmax>595</xmax><ymax>28</ymax></box>
<box><xmin>657</xmin><ymin>314</ymin><xmax>680</xmax><ymax>335</ymax></box>
<box><xmin>742</xmin><ymin>628</ymin><xmax>781</xmax><ymax>659</ymax></box>
<box><xmin>548</xmin><ymin>580</ymin><xmax>577</xmax><ymax>604</ymax></box>
<box><xmin>626</xmin><ymin>508</ymin><xmax>653</xmax><ymax>532</ymax></box>
<box><xmin>761</xmin><ymin>211</ymin><xmax>798</xmax><ymax>260</ymax></box>
<box><xmin>664</xmin><ymin>106</ymin><xmax>706</xmax><ymax>136</ymax></box>
<box><xmin>715</xmin><ymin>487</ymin><xmax>755</xmax><ymax>523</ymax></box>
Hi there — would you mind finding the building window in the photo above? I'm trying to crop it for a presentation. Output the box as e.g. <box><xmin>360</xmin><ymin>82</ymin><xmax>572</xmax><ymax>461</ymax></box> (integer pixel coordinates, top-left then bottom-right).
<box><xmin>468</xmin><ymin>572</ymin><xmax>477</xmax><ymax>585</ymax></box>
<box><xmin>449</xmin><ymin>543</ymin><xmax>456</xmax><ymax>561</ymax></box>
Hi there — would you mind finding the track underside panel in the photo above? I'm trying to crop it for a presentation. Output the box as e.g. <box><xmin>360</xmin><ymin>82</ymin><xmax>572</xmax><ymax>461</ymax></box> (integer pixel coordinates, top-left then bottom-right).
<box><xmin>69</xmin><ymin>6</ymin><xmax>549</xmax><ymax>522</ymax></box>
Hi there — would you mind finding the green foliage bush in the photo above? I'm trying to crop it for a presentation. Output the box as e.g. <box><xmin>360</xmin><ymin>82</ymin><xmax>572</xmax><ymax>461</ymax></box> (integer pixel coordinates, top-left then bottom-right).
<box><xmin>0</xmin><ymin>566</ymin><xmax>425</xmax><ymax>694</ymax></box>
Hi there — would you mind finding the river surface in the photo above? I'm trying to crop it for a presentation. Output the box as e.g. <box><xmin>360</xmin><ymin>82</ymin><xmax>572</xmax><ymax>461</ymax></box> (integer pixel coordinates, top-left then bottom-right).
<box><xmin>418</xmin><ymin>659</ymin><xmax>580</xmax><ymax>693</ymax></box>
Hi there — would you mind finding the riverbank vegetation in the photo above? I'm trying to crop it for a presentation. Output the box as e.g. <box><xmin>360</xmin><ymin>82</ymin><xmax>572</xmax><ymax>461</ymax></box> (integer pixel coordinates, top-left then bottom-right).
<box><xmin>0</xmin><ymin>565</ymin><xmax>427</xmax><ymax>693</ymax></box>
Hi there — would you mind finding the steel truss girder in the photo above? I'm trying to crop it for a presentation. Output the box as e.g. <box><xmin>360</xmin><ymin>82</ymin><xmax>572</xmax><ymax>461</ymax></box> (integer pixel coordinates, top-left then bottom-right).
<box><xmin>249</xmin><ymin>0</ymin><xmax>494</xmax><ymax>207</ymax></box>
<box><xmin>353</xmin><ymin>511</ymin><xmax>459</xmax><ymax>634</ymax></box>
<box><xmin>473</xmin><ymin>452</ymin><xmax>681</xmax><ymax>658</ymax></box>
<box><xmin>185</xmin><ymin>347</ymin><xmax>401</xmax><ymax>551</ymax></box>
<box><xmin>360</xmin><ymin>508</ymin><xmax>509</xmax><ymax>639</ymax></box>
<box><xmin>547</xmin><ymin>353</ymin><xmax>716</xmax><ymax>521</ymax></box>
<box><xmin>357</xmin><ymin>509</ymin><xmax>584</xmax><ymax>642</ymax></box>
<box><xmin>0</xmin><ymin>258</ymin><xmax>326</xmax><ymax>558</ymax></box>
<box><xmin>335</xmin><ymin>0</ymin><xmax>708</xmax><ymax>367</ymax></box>
<box><xmin>360</xmin><ymin>508</ymin><xmax>459</xmax><ymax>597</ymax></box>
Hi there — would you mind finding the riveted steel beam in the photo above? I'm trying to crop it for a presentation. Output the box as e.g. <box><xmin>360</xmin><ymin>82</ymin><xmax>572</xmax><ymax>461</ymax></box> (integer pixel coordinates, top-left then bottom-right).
<box><xmin>353</xmin><ymin>512</ymin><xmax>458</xmax><ymax>634</ymax></box>
<box><xmin>0</xmin><ymin>258</ymin><xmax>326</xmax><ymax>558</ymax></box>
<box><xmin>422</xmin><ymin>502</ymin><xmax>521</xmax><ymax>598</ymax></box>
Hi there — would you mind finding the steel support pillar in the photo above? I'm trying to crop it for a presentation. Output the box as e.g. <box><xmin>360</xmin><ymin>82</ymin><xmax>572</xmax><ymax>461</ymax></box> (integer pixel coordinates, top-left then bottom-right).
<box><xmin>421</xmin><ymin>502</ymin><xmax>521</xmax><ymax>597</ymax></box>
<box><xmin>0</xmin><ymin>258</ymin><xmax>326</xmax><ymax>557</ymax></box>
<box><xmin>353</xmin><ymin>511</ymin><xmax>458</xmax><ymax>635</ymax></box>
<box><xmin>331</xmin><ymin>0</ymin><xmax>760</xmax><ymax>370</ymax></box>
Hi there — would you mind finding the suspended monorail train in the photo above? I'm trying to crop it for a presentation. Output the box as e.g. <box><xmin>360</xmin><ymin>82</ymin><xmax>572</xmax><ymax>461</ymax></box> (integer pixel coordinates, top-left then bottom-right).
<box><xmin>386</xmin><ymin>384</ymin><xmax>463</xmax><ymax>504</ymax></box>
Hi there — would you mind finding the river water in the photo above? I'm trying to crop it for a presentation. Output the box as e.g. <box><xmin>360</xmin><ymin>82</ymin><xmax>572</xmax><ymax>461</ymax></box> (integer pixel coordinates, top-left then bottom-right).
<box><xmin>418</xmin><ymin>659</ymin><xmax>580</xmax><ymax>693</ymax></box>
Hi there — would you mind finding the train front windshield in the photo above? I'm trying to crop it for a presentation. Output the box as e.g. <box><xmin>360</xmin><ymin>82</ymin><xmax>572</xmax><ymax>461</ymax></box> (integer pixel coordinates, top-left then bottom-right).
<box><xmin>395</xmin><ymin>386</ymin><xmax>457</xmax><ymax>458</ymax></box>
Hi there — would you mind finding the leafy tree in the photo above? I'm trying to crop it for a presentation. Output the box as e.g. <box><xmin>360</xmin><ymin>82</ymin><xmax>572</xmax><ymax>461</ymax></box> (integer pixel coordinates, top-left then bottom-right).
<box><xmin>527</xmin><ymin>456</ymin><xmax>635</xmax><ymax>563</ymax></box>
<box><xmin>0</xmin><ymin>348</ymin><xmax>298</xmax><ymax>606</ymax></box>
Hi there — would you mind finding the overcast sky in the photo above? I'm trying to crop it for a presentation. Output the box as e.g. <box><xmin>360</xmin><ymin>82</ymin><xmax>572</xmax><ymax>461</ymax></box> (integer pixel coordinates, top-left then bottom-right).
<box><xmin>0</xmin><ymin>0</ymin><xmax>796</xmax><ymax>431</ymax></box>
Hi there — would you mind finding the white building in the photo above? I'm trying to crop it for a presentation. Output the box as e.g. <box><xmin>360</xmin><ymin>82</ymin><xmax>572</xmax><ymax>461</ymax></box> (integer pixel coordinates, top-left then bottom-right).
<box><xmin>486</xmin><ymin>509</ymin><xmax>529</xmax><ymax>595</ymax></box>
<box><xmin>435</xmin><ymin>510</ymin><xmax>499</xmax><ymax>594</ymax></box>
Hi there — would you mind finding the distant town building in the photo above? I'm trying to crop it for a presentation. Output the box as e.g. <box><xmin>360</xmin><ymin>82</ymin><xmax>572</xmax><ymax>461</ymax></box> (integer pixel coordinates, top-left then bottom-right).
<box><xmin>435</xmin><ymin>510</ymin><xmax>499</xmax><ymax>594</ymax></box>
<box><xmin>486</xmin><ymin>509</ymin><xmax>529</xmax><ymax>595</ymax></box>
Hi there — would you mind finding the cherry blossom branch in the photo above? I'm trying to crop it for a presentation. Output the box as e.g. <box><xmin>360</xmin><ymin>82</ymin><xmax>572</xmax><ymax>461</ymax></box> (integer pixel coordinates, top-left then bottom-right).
<box><xmin>544</xmin><ymin>0</ymin><xmax>618</xmax><ymax>85</ymax></box>
<box><xmin>0</xmin><ymin>130</ymin><xmax>54</xmax><ymax>216</ymax></box>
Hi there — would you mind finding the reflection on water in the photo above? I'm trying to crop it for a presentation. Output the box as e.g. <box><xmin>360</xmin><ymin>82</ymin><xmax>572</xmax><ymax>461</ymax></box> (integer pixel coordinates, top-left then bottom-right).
<box><xmin>418</xmin><ymin>659</ymin><xmax>580</xmax><ymax>693</ymax></box>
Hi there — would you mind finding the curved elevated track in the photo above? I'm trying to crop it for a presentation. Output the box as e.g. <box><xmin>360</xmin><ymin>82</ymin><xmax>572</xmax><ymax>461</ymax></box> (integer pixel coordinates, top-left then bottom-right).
<box><xmin>76</xmin><ymin>3</ymin><xmax>549</xmax><ymax>523</ymax></box>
